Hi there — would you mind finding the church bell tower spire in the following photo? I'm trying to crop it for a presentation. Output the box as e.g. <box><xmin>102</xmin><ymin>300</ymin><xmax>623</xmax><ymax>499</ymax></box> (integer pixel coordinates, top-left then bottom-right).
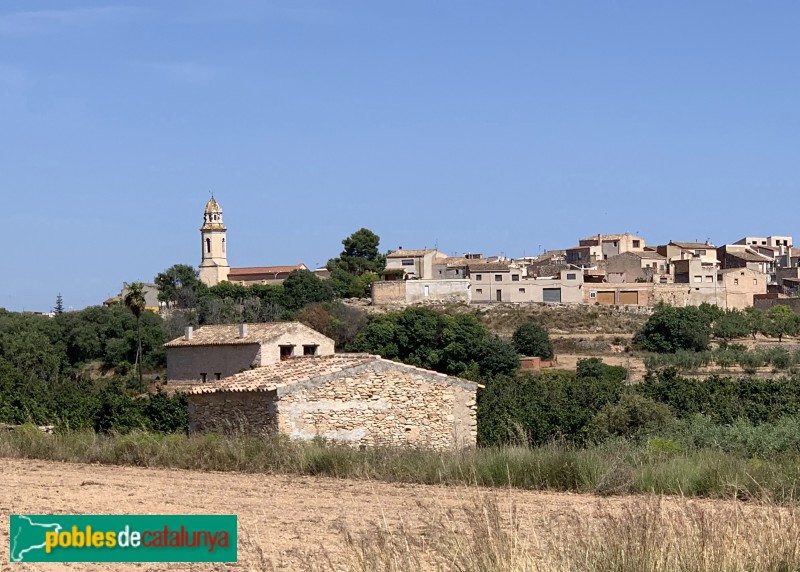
<box><xmin>198</xmin><ymin>194</ymin><xmax>230</xmax><ymax>286</ymax></box>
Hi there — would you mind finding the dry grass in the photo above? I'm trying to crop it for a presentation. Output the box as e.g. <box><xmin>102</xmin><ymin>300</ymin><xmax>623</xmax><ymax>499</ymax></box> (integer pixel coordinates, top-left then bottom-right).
<box><xmin>305</xmin><ymin>493</ymin><xmax>800</xmax><ymax>571</ymax></box>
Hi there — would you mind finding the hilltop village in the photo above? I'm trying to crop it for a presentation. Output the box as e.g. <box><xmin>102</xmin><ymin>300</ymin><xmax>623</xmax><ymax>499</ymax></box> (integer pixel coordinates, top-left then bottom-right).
<box><xmin>192</xmin><ymin>196</ymin><xmax>796</xmax><ymax>312</ymax></box>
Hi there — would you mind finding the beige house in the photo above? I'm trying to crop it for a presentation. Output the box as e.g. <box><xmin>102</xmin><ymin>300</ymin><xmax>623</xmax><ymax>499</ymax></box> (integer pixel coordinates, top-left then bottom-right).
<box><xmin>384</xmin><ymin>249</ymin><xmax>448</xmax><ymax>280</ymax></box>
<box><xmin>656</xmin><ymin>241</ymin><xmax>718</xmax><ymax>265</ymax></box>
<box><xmin>165</xmin><ymin>322</ymin><xmax>335</xmax><ymax>384</ymax></box>
<box><xmin>467</xmin><ymin>263</ymin><xmax>522</xmax><ymax>303</ymax></box>
<box><xmin>603</xmin><ymin>251</ymin><xmax>669</xmax><ymax>283</ymax></box>
<box><xmin>719</xmin><ymin>267</ymin><xmax>768</xmax><ymax>310</ymax></box>
<box><xmin>672</xmin><ymin>257</ymin><xmax>720</xmax><ymax>285</ymax></box>
<box><xmin>184</xmin><ymin>354</ymin><xmax>478</xmax><ymax>450</ymax></box>
<box><xmin>735</xmin><ymin>236</ymin><xmax>793</xmax><ymax>249</ymax></box>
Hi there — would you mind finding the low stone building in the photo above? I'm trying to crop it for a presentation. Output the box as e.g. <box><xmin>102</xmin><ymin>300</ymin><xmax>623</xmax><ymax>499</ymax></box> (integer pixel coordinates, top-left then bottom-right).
<box><xmin>184</xmin><ymin>354</ymin><xmax>479</xmax><ymax>450</ymax></box>
<box><xmin>165</xmin><ymin>322</ymin><xmax>335</xmax><ymax>385</ymax></box>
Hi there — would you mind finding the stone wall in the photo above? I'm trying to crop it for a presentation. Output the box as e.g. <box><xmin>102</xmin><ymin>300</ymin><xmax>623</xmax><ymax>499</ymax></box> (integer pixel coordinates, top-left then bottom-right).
<box><xmin>405</xmin><ymin>280</ymin><xmax>471</xmax><ymax>304</ymax></box>
<box><xmin>371</xmin><ymin>281</ymin><xmax>406</xmax><ymax>305</ymax></box>
<box><xmin>276</xmin><ymin>367</ymin><xmax>477</xmax><ymax>450</ymax></box>
<box><xmin>188</xmin><ymin>391</ymin><xmax>277</xmax><ymax>434</ymax></box>
<box><xmin>754</xmin><ymin>297</ymin><xmax>800</xmax><ymax>313</ymax></box>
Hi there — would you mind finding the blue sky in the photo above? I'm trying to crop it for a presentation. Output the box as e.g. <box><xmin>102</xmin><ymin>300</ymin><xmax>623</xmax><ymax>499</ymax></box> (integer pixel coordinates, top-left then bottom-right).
<box><xmin>3</xmin><ymin>1</ymin><xmax>799</xmax><ymax>311</ymax></box>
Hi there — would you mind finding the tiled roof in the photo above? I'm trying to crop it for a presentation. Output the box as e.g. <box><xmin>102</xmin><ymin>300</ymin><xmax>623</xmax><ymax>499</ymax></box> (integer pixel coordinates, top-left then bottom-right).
<box><xmin>614</xmin><ymin>250</ymin><xmax>665</xmax><ymax>260</ymax></box>
<box><xmin>468</xmin><ymin>262</ymin><xmax>511</xmax><ymax>272</ymax></box>
<box><xmin>164</xmin><ymin>322</ymin><xmax>326</xmax><ymax>347</ymax></box>
<box><xmin>443</xmin><ymin>257</ymin><xmax>470</xmax><ymax>267</ymax></box>
<box><xmin>228</xmin><ymin>264</ymin><xmax>306</xmax><ymax>276</ymax></box>
<box><xmin>386</xmin><ymin>249</ymin><xmax>438</xmax><ymax>258</ymax></box>
<box><xmin>670</xmin><ymin>241</ymin><xmax>715</xmax><ymax>249</ymax></box>
<box><xmin>182</xmin><ymin>354</ymin><xmax>478</xmax><ymax>395</ymax></box>
<box><xmin>726</xmin><ymin>249</ymin><xmax>771</xmax><ymax>263</ymax></box>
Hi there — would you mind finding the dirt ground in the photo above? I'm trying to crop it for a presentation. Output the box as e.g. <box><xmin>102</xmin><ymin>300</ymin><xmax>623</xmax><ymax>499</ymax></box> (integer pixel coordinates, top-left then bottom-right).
<box><xmin>0</xmin><ymin>457</ymin><xmax>754</xmax><ymax>572</ymax></box>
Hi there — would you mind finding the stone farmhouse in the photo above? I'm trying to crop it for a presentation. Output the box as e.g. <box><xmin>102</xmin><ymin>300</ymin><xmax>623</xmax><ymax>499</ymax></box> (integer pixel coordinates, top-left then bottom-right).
<box><xmin>165</xmin><ymin>322</ymin><xmax>334</xmax><ymax>385</ymax></box>
<box><xmin>184</xmin><ymin>354</ymin><xmax>479</xmax><ymax>450</ymax></box>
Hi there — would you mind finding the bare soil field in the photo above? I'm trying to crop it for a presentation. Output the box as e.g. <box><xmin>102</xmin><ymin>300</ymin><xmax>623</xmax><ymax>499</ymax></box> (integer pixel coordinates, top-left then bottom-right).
<box><xmin>0</xmin><ymin>457</ymin><xmax>774</xmax><ymax>572</ymax></box>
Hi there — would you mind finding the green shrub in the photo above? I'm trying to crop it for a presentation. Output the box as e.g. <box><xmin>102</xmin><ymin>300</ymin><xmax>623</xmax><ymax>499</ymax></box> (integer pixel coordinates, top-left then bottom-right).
<box><xmin>511</xmin><ymin>322</ymin><xmax>554</xmax><ymax>359</ymax></box>
<box><xmin>633</xmin><ymin>304</ymin><xmax>711</xmax><ymax>353</ymax></box>
<box><xmin>589</xmin><ymin>393</ymin><xmax>674</xmax><ymax>440</ymax></box>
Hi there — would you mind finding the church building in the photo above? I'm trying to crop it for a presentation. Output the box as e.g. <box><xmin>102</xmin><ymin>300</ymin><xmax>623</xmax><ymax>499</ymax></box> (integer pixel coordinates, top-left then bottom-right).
<box><xmin>198</xmin><ymin>197</ymin><xmax>307</xmax><ymax>287</ymax></box>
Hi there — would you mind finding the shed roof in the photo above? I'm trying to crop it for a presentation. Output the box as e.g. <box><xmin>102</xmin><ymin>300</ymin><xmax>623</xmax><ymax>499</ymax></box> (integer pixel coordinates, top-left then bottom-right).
<box><xmin>164</xmin><ymin>322</ymin><xmax>329</xmax><ymax>347</ymax></box>
<box><xmin>182</xmin><ymin>354</ymin><xmax>479</xmax><ymax>395</ymax></box>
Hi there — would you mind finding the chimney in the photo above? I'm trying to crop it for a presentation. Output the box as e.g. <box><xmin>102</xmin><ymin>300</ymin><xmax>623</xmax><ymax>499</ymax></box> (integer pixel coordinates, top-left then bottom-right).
<box><xmin>184</xmin><ymin>326</ymin><xmax>193</xmax><ymax>341</ymax></box>
<box><xmin>239</xmin><ymin>323</ymin><xmax>248</xmax><ymax>338</ymax></box>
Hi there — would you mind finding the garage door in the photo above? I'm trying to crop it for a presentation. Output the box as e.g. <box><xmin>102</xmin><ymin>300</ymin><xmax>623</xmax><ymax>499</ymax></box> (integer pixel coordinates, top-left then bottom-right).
<box><xmin>543</xmin><ymin>288</ymin><xmax>562</xmax><ymax>303</ymax></box>
<box><xmin>619</xmin><ymin>291</ymin><xmax>639</xmax><ymax>305</ymax></box>
<box><xmin>597</xmin><ymin>291</ymin><xmax>616</xmax><ymax>305</ymax></box>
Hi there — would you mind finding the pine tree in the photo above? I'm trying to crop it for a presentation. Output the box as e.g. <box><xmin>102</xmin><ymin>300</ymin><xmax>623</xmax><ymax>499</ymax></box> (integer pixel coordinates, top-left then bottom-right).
<box><xmin>54</xmin><ymin>293</ymin><xmax>64</xmax><ymax>315</ymax></box>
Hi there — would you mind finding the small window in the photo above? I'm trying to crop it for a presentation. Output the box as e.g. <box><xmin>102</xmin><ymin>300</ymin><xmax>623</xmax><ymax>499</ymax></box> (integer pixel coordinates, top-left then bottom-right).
<box><xmin>475</xmin><ymin>274</ymin><xmax>482</xmax><ymax>281</ymax></box>
<box><xmin>519</xmin><ymin>288</ymin><xmax>525</xmax><ymax>293</ymax></box>
<box><xmin>401</xmin><ymin>259</ymin><xmax>414</xmax><ymax>266</ymax></box>
<box><xmin>705</xmin><ymin>275</ymin><xmax>713</xmax><ymax>282</ymax></box>
<box><xmin>754</xmin><ymin>279</ymin><xmax>758</xmax><ymax>285</ymax></box>
<box><xmin>734</xmin><ymin>278</ymin><xmax>739</xmax><ymax>285</ymax></box>
<box><xmin>214</xmin><ymin>373</ymin><xmax>221</xmax><ymax>380</ymax></box>
<box><xmin>280</xmin><ymin>345</ymin><xmax>295</xmax><ymax>360</ymax></box>
<box><xmin>200</xmin><ymin>373</ymin><xmax>207</xmax><ymax>383</ymax></box>
<box><xmin>633</xmin><ymin>240</ymin><xmax>640</xmax><ymax>248</ymax></box>
<box><xmin>476</xmin><ymin>288</ymin><xmax>483</xmax><ymax>294</ymax></box>
<box><xmin>495</xmin><ymin>274</ymin><xmax>503</xmax><ymax>281</ymax></box>
<box><xmin>303</xmin><ymin>344</ymin><xmax>318</xmax><ymax>356</ymax></box>
<box><xmin>455</xmin><ymin>269</ymin><xmax>460</xmax><ymax>276</ymax></box>
<box><xmin>205</xmin><ymin>238</ymin><xmax>211</xmax><ymax>254</ymax></box>
<box><xmin>567</xmin><ymin>273</ymin><xmax>577</xmax><ymax>280</ymax></box>
<box><xmin>696</xmin><ymin>249</ymin><xmax>706</xmax><ymax>256</ymax></box>
<box><xmin>512</xmin><ymin>274</ymin><xmax>520</xmax><ymax>282</ymax></box>
<box><xmin>693</xmin><ymin>275</ymin><xmax>702</xmax><ymax>283</ymax></box>
<box><xmin>590</xmin><ymin>291</ymin><xmax>597</xmax><ymax>299</ymax></box>
<box><xmin>660</xmin><ymin>277</ymin><xmax>668</xmax><ymax>284</ymax></box>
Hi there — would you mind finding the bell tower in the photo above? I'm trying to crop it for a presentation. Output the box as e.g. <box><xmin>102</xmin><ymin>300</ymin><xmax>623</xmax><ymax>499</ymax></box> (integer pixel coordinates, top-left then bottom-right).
<box><xmin>198</xmin><ymin>195</ymin><xmax>230</xmax><ymax>286</ymax></box>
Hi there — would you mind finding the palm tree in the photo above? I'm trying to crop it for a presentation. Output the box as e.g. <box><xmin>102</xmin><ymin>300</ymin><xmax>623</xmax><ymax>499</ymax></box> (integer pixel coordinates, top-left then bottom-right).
<box><xmin>123</xmin><ymin>282</ymin><xmax>147</xmax><ymax>386</ymax></box>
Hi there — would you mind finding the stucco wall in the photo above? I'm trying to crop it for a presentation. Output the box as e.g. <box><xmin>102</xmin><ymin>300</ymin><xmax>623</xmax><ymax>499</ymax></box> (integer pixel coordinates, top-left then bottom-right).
<box><xmin>188</xmin><ymin>391</ymin><xmax>277</xmax><ymax>434</ymax></box>
<box><xmin>276</xmin><ymin>367</ymin><xmax>477</xmax><ymax>450</ymax></box>
<box><xmin>259</xmin><ymin>331</ymin><xmax>336</xmax><ymax>364</ymax></box>
<box><xmin>167</xmin><ymin>344</ymin><xmax>261</xmax><ymax>384</ymax></box>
